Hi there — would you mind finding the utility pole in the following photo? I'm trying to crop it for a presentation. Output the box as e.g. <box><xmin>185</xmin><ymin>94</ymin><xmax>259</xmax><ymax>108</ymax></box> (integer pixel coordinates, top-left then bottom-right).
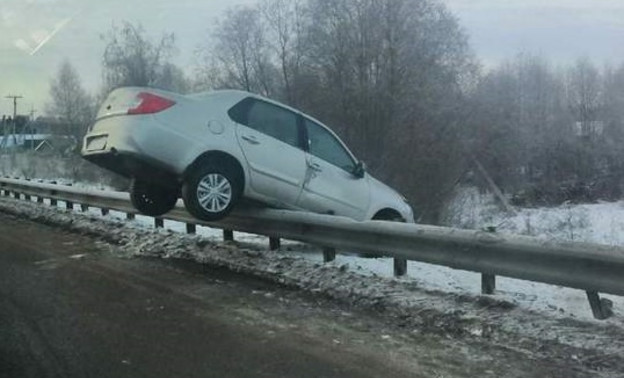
<box><xmin>6</xmin><ymin>95</ymin><xmax>23</xmax><ymax>149</ymax></box>
<box><xmin>0</xmin><ymin>115</ymin><xmax>5</xmax><ymax>151</ymax></box>
<box><xmin>29</xmin><ymin>104</ymin><xmax>37</xmax><ymax>150</ymax></box>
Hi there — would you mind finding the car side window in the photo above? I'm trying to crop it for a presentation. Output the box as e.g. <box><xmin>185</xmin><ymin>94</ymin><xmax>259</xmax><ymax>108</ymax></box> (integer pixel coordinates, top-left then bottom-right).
<box><xmin>243</xmin><ymin>100</ymin><xmax>299</xmax><ymax>148</ymax></box>
<box><xmin>304</xmin><ymin>119</ymin><xmax>355</xmax><ymax>172</ymax></box>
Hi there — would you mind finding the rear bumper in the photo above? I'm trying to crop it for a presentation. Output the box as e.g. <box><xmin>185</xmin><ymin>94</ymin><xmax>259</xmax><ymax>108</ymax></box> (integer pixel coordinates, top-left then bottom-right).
<box><xmin>81</xmin><ymin>116</ymin><xmax>181</xmax><ymax>185</ymax></box>
<box><xmin>82</xmin><ymin>149</ymin><xmax>178</xmax><ymax>184</ymax></box>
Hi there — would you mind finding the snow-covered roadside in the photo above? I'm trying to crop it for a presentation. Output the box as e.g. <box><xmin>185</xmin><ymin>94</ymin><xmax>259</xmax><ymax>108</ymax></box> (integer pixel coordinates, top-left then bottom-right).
<box><xmin>2</xmin><ymin>194</ymin><xmax>624</xmax><ymax>375</ymax></box>
<box><xmin>93</xmin><ymin>194</ymin><xmax>624</xmax><ymax>324</ymax></box>
<box><xmin>14</xmin><ymin>179</ymin><xmax>624</xmax><ymax>323</ymax></box>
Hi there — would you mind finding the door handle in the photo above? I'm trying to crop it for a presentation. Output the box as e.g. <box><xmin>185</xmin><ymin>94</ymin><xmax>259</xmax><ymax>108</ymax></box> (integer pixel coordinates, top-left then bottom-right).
<box><xmin>241</xmin><ymin>135</ymin><xmax>260</xmax><ymax>145</ymax></box>
<box><xmin>308</xmin><ymin>162</ymin><xmax>322</xmax><ymax>172</ymax></box>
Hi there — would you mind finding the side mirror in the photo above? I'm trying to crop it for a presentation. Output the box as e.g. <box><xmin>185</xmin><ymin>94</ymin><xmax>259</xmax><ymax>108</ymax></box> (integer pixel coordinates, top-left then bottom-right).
<box><xmin>353</xmin><ymin>161</ymin><xmax>366</xmax><ymax>179</ymax></box>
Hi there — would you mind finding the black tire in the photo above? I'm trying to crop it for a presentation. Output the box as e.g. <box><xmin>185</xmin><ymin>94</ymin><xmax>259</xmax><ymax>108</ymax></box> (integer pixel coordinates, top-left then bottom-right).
<box><xmin>129</xmin><ymin>178</ymin><xmax>178</xmax><ymax>216</ymax></box>
<box><xmin>182</xmin><ymin>162</ymin><xmax>242</xmax><ymax>221</ymax></box>
<box><xmin>360</xmin><ymin>211</ymin><xmax>405</xmax><ymax>258</ymax></box>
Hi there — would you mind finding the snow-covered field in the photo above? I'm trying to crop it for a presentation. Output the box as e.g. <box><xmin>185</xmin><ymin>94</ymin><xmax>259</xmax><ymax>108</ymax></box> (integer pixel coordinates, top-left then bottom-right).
<box><xmin>445</xmin><ymin>186</ymin><xmax>624</xmax><ymax>246</ymax></box>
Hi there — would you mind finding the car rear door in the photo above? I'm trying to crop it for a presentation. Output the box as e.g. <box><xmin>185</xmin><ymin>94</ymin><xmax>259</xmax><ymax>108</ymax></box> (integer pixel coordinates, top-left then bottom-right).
<box><xmin>297</xmin><ymin>118</ymin><xmax>370</xmax><ymax>220</ymax></box>
<box><xmin>232</xmin><ymin>98</ymin><xmax>307</xmax><ymax>206</ymax></box>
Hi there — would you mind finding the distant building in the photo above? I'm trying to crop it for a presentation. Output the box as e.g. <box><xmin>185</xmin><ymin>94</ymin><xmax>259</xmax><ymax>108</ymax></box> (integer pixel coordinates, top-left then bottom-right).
<box><xmin>0</xmin><ymin>134</ymin><xmax>76</xmax><ymax>152</ymax></box>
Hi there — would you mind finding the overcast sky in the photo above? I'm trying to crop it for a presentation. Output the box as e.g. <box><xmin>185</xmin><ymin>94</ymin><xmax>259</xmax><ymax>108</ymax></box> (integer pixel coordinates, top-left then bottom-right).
<box><xmin>1</xmin><ymin>0</ymin><xmax>624</xmax><ymax>116</ymax></box>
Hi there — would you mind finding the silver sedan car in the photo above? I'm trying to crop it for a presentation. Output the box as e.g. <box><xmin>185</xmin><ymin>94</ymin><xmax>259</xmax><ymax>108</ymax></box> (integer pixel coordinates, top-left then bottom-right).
<box><xmin>81</xmin><ymin>87</ymin><xmax>414</xmax><ymax>223</ymax></box>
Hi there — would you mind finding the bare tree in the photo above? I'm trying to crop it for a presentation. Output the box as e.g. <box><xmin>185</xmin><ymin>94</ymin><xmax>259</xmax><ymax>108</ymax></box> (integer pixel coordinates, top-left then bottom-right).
<box><xmin>46</xmin><ymin>60</ymin><xmax>94</xmax><ymax>147</ymax></box>
<box><xmin>102</xmin><ymin>21</ymin><xmax>178</xmax><ymax>91</ymax></box>
<box><xmin>155</xmin><ymin>63</ymin><xmax>191</xmax><ymax>94</ymax></box>
<box><xmin>566</xmin><ymin>57</ymin><xmax>603</xmax><ymax>139</ymax></box>
<box><xmin>209</xmin><ymin>6</ymin><xmax>277</xmax><ymax>96</ymax></box>
<box><xmin>260</xmin><ymin>0</ymin><xmax>307</xmax><ymax>105</ymax></box>
<box><xmin>304</xmin><ymin>0</ymin><xmax>477</xmax><ymax>222</ymax></box>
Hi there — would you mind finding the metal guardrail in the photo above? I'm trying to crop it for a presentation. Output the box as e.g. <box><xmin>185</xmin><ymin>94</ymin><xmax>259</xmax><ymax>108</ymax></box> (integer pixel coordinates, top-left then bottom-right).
<box><xmin>1</xmin><ymin>176</ymin><xmax>622</xmax><ymax>320</ymax></box>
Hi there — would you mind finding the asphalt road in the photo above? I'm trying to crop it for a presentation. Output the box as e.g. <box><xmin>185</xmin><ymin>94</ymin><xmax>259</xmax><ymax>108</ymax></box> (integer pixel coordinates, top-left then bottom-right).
<box><xmin>0</xmin><ymin>214</ymin><xmax>429</xmax><ymax>378</ymax></box>
<box><xmin>0</xmin><ymin>212</ymin><xmax>606</xmax><ymax>378</ymax></box>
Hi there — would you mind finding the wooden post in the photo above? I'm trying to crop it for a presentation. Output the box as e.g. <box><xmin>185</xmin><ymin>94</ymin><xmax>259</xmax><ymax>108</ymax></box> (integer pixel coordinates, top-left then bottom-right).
<box><xmin>126</xmin><ymin>213</ymin><xmax>135</xmax><ymax>220</ymax></box>
<box><xmin>24</xmin><ymin>194</ymin><xmax>30</xmax><ymax>201</ymax></box>
<box><xmin>66</xmin><ymin>201</ymin><xmax>73</xmax><ymax>210</ymax></box>
<box><xmin>154</xmin><ymin>218</ymin><xmax>164</xmax><ymax>228</ymax></box>
<box><xmin>323</xmin><ymin>247</ymin><xmax>336</xmax><ymax>262</ymax></box>
<box><xmin>50</xmin><ymin>198</ymin><xmax>57</xmax><ymax>206</ymax></box>
<box><xmin>586</xmin><ymin>291</ymin><xmax>613</xmax><ymax>320</ymax></box>
<box><xmin>223</xmin><ymin>229</ymin><xmax>234</xmax><ymax>242</ymax></box>
<box><xmin>186</xmin><ymin>223</ymin><xmax>196</xmax><ymax>234</ymax></box>
<box><xmin>37</xmin><ymin>196</ymin><xmax>43</xmax><ymax>203</ymax></box>
<box><xmin>101</xmin><ymin>208</ymin><xmax>109</xmax><ymax>216</ymax></box>
<box><xmin>269</xmin><ymin>237</ymin><xmax>281</xmax><ymax>251</ymax></box>
<box><xmin>80</xmin><ymin>204</ymin><xmax>89</xmax><ymax>212</ymax></box>
<box><xmin>394</xmin><ymin>258</ymin><xmax>407</xmax><ymax>277</ymax></box>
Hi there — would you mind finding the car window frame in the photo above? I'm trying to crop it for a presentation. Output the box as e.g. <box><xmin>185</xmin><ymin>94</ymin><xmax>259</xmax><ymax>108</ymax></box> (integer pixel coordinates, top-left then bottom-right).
<box><xmin>302</xmin><ymin>117</ymin><xmax>358</xmax><ymax>173</ymax></box>
<box><xmin>228</xmin><ymin>97</ymin><xmax>305</xmax><ymax>150</ymax></box>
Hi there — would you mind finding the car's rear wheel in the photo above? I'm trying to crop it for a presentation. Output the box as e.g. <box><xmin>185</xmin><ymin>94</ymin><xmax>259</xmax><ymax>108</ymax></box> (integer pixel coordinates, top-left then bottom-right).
<box><xmin>130</xmin><ymin>178</ymin><xmax>178</xmax><ymax>216</ymax></box>
<box><xmin>360</xmin><ymin>211</ymin><xmax>405</xmax><ymax>258</ymax></box>
<box><xmin>182</xmin><ymin>163</ymin><xmax>242</xmax><ymax>221</ymax></box>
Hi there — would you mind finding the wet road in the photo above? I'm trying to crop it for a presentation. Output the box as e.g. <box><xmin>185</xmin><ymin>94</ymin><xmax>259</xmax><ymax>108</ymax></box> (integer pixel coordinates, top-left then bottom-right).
<box><xmin>0</xmin><ymin>214</ymin><xmax>420</xmax><ymax>378</ymax></box>
<box><xmin>0</xmin><ymin>212</ymin><xmax>606</xmax><ymax>378</ymax></box>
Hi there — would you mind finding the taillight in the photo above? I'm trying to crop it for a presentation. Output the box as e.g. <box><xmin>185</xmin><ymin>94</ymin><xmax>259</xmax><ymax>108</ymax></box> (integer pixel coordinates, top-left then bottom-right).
<box><xmin>127</xmin><ymin>92</ymin><xmax>176</xmax><ymax>115</ymax></box>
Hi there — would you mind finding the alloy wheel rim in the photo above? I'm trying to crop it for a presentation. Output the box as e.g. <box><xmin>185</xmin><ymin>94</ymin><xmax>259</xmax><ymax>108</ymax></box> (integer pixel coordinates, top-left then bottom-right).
<box><xmin>197</xmin><ymin>173</ymin><xmax>232</xmax><ymax>213</ymax></box>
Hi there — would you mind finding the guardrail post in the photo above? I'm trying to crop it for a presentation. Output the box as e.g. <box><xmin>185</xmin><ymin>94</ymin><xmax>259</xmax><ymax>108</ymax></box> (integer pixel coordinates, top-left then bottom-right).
<box><xmin>481</xmin><ymin>227</ymin><xmax>497</xmax><ymax>294</ymax></box>
<box><xmin>81</xmin><ymin>204</ymin><xmax>89</xmax><ymax>212</ymax></box>
<box><xmin>323</xmin><ymin>247</ymin><xmax>336</xmax><ymax>262</ymax></box>
<box><xmin>482</xmin><ymin>274</ymin><xmax>496</xmax><ymax>295</ymax></box>
<box><xmin>269</xmin><ymin>237</ymin><xmax>280</xmax><ymax>251</ymax></box>
<box><xmin>586</xmin><ymin>291</ymin><xmax>614</xmax><ymax>320</ymax></box>
<box><xmin>101</xmin><ymin>208</ymin><xmax>109</xmax><ymax>216</ymax></box>
<box><xmin>37</xmin><ymin>196</ymin><xmax>43</xmax><ymax>203</ymax></box>
<box><xmin>126</xmin><ymin>213</ymin><xmax>135</xmax><ymax>220</ymax></box>
<box><xmin>24</xmin><ymin>193</ymin><xmax>31</xmax><ymax>201</ymax></box>
<box><xmin>394</xmin><ymin>259</ymin><xmax>407</xmax><ymax>277</ymax></box>
<box><xmin>154</xmin><ymin>218</ymin><xmax>164</xmax><ymax>228</ymax></box>
<box><xmin>13</xmin><ymin>191</ymin><xmax>20</xmax><ymax>199</ymax></box>
<box><xmin>186</xmin><ymin>223</ymin><xmax>196</xmax><ymax>234</ymax></box>
<box><xmin>66</xmin><ymin>201</ymin><xmax>74</xmax><ymax>210</ymax></box>
<box><xmin>223</xmin><ymin>230</ymin><xmax>234</xmax><ymax>242</ymax></box>
<box><xmin>50</xmin><ymin>198</ymin><xmax>57</xmax><ymax>206</ymax></box>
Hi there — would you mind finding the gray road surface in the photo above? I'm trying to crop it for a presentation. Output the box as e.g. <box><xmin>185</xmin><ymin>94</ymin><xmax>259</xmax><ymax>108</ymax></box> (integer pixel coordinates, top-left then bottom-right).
<box><xmin>0</xmin><ymin>213</ymin><xmax>599</xmax><ymax>378</ymax></box>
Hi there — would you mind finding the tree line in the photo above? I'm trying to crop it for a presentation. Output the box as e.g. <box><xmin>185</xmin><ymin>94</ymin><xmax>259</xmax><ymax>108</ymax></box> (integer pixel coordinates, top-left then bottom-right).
<box><xmin>46</xmin><ymin>0</ymin><xmax>624</xmax><ymax>223</ymax></box>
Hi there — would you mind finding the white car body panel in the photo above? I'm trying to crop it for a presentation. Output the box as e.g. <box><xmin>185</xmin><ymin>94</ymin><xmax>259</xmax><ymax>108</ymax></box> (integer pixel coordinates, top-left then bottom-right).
<box><xmin>298</xmin><ymin>154</ymin><xmax>370</xmax><ymax>219</ymax></box>
<box><xmin>235</xmin><ymin>123</ymin><xmax>307</xmax><ymax>206</ymax></box>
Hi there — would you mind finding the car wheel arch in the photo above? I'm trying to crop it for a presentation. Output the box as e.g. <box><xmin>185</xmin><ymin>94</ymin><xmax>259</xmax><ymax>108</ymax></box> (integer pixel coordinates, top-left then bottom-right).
<box><xmin>371</xmin><ymin>208</ymin><xmax>405</xmax><ymax>222</ymax></box>
<box><xmin>184</xmin><ymin>151</ymin><xmax>246</xmax><ymax>192</ymax></box>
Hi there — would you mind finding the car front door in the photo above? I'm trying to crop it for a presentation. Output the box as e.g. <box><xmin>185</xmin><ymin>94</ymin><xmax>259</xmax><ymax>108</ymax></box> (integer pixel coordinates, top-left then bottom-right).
<box><xmin>232</xmin><ymin>98</ymin><xmax>307</xmax><ymax>207</ymax></box>
<box><xmin>297</xmin><ymin>118</ymin><xmax>370</xmax><ymax>220</ymax></box>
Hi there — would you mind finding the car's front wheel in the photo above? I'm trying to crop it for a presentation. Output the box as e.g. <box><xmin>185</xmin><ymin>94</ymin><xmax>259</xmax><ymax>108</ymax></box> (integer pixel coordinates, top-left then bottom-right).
<box><xmin>130</xmin><ymin>178</ymin><xmax>178</xmax><ymax>216</ymax></box>
<box><xmin>182</xmin><ymin>163</ymin><xmax>241</xmax><ymax>221</ymax></box>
